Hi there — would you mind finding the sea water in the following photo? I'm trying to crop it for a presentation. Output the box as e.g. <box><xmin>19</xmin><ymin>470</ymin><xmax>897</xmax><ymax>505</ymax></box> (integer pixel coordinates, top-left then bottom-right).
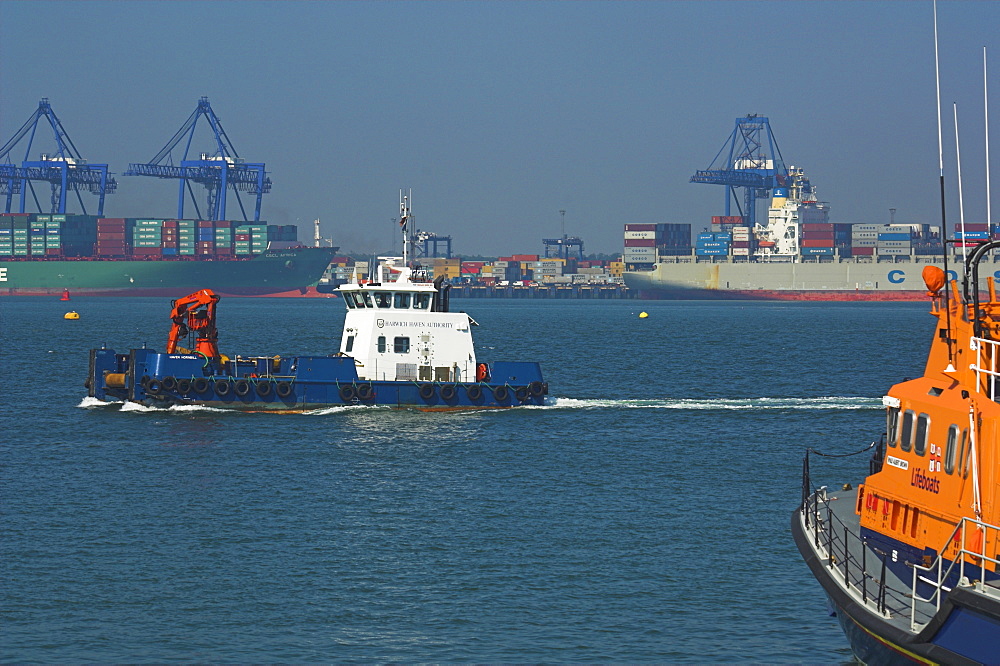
<box><xmin>1</xmin><ymin>296</ymin><xmax>932</xmax><ymax>662</ymax></box>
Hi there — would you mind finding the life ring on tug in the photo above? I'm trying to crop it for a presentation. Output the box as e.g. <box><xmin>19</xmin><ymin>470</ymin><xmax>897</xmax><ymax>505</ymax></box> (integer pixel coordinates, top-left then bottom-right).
<box><xmin>256</xmin><ymin>380</ymin><xmax>273</xmax><ymax>397</ymax></box>
<box><xmin>475</xmin><ymin>363</ymin><xmax>489</xmax><ymax>382</ymax></box>
<box><xmin>419</xmin><ymin>383</ymin><xmax>436</xmax><ymax>399</ymax></box>
<box><xmin>356</xmin><ymin>383</ymin><xmax>374</xmax><ymax>401</ymax></box>
<box><xmin>515</xmin><ymin>386</ymin><xmax>530</xmax><ymax>402</ymax></box>
<box><xmin>439</xmin><ymin>384</ymin><xmax>457</xmax><ymax>400</ymax></box>
<box><xmin>466</xmin><ymin>384</ymin><xmax>483</xmax><ymax>400</ymax></box>
<box><xmin>275</xmin><ymin>381</ymin><xmax>293</xmax><ymax>398</ymax></box>
<box><xmin>528</xmin><ymin>381</ymin><xmax>545</xmax><ymax>398</ymax></box>
<box><xmin>234</xmin><ymin>379</ymin><xmax>252</xmax><ymax>397</ymax></box>
<box><xmin>339</xmin><ymin>385</ymin><xmax>357</xmax><ymax>402</ymax></box>
<box><xmin>492</xmin><ymin>385</ymin><xmax>509</xmax><ymax>402</ymax></box>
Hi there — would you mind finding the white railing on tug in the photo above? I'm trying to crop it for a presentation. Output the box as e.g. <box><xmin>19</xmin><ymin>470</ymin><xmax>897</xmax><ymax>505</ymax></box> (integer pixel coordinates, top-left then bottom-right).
<box><xmin>970</xmin><ymin>336</ymin><xmax>1000</xmax><ymax>401</ymax></box>
<box><xmin>909</xmin><ymin>515</ymin><xmax>1000</xmax><ymax>631</ymax></box>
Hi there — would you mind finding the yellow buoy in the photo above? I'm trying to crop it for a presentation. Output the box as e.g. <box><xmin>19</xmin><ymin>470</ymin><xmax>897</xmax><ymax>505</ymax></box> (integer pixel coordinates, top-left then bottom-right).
<box><xmin>64</xmin><ymin>311</ymin><xmax>80</xmax><ymax>320</ymax></box>
<box><xmin>639</xmin><ymin>312</ymin><xmax>649</xmax><ymax>319</ymax></box>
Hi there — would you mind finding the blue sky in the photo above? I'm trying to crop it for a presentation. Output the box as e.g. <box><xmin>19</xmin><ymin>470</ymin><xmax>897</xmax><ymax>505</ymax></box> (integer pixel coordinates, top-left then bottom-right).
<box><xmin>1</xmin><ymin>1</ymin><xmax>998</xmax><ymax>256</ymax></box>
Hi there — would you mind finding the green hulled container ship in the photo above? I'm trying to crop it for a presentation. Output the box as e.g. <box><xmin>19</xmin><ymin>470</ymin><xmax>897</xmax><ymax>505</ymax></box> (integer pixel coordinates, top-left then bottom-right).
<box><xmin>0</xmin><ymin>213</ymin><xmax>337</xmax><ymax>297</ymax></box>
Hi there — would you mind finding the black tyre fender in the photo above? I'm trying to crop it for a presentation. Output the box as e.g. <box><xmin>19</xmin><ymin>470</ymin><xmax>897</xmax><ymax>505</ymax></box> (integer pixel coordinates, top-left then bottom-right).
<box><xmin>528</xmin><ymin>381</ymin><xmax>545</xmax><ymax>398</ymax></box>
<box><xmin>440</xmin><ymin>384</ymin><xmax>457</xmax><ymax>400</ymax></box>
<box><xmin>234</xmin><ymin>379</ymin><xmax>252</xmax><ymax>397</ymax></box>
<box><xmin>192</xmin><ymin>377</ymin><xmax>210</xmax><ymax>394</ymax></box>
<box><xmin>256</xmin><ymin>380</ymin><xmax>273</xmax><ymax>397</ymax></box>
<box><xmin>176</xmin><ymin>378</ymin><xmax>192</xmax><ymax>395</ymax></box>
<box><xmin>161</xmin><ymin>376</ymin><xmax>177</xmax><ymax>391</ymax></box>
<box><xmin>275</xmin><ymin>381</ymin><xmax>293</xmax><ymax>398</ymax></box>
<box><xmin>140</xmin><ymin>375</ymin><xmax>151</xmax><ymax>389</ymax></box>
<box><xmin>419</xmin><ymin>383</ymin><xmax>435</xmax><ymax>399</ymax></box>
<box><xmin>356</xmin><ymin>383</ymin><xmax>374</xmax><ymax>401</ymax></box>
<box><xmin>492</xmin><ymin>385</ymin><xmax>509</xmax><ymax>402</ymax></box>
<box><xmin>515</xmin><ymin>386</ymin><xmax>530</xmax><ymax>402</ymax></box>
<box><xmin>146</xmin><ymin>378</ymin><xmax>162</xmax><ymax>394</ymax></box>
<box><xmin>466</xmin><ymin>384</ymin><xmax>483</xmax><ymax>400</ymax></box>
<box><xmin>339</xmin><ymin>384</ymin><xmax>357</xmax><ymax>402</ymax></box>
<box><xmin>214</xmin><ymin>379</ymin><xmax>232</xmax><ymax>397</ymax></box>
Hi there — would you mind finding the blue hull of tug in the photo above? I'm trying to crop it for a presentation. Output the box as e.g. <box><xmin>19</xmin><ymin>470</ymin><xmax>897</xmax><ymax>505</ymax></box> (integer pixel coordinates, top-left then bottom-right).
<box><xmin>87</xmin><ymin>348</ymin><xmax>547</xmax><ymax>410</ymax></box>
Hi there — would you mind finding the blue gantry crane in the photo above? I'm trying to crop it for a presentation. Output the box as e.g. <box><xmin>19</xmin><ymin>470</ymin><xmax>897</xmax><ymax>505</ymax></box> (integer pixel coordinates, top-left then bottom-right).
<box><xmin>689</xmin><ymin>115</ymin><xmax>788</xmax><ymax>228</ymax></box>
<box><xmin>124</xmin><ymin>97</ymin><xmax>271</xmax><ymax>221</ymax></box>
<box><xmin>0</xmin><ymin>98</ymin><xmax>116</xmax><ymax>215</ymax></box>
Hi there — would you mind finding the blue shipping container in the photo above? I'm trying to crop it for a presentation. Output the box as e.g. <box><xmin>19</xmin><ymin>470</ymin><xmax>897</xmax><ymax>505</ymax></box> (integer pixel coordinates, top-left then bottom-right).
<box><xmin>696</xmin><ymin>248</ymin><xmax>728</xmax><ymax>256</ymax></box>
<box><xmin>696</xmin><ymin>241</ymin><xmax>729</xmax><ymax>249</ymax></box>
<box><xmin>801</xmin><ymin>247</ymin><xmax>835</xmax><ymax>255</ymax></box>
<box><xmin>955</xmin><ymin>231</ymin><xmax>989</xmax><ymax>240</ymax></box>
<box><xmin>877</xmin><ymin>232</ymin><xmax>912</xmax><ymax>241</ymax></box>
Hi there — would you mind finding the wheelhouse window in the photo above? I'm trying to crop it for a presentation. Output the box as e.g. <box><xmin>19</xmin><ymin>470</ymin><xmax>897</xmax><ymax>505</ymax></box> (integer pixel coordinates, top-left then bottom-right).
<box><xmin>377</xmin><ymin>336</ymin><xmax>386</xmax><ymax>353</ymax></box>
<box><xmin>350</xmin><ymin>292</ymin><xmax>366</xmax><ymax>308</ymax></box>
<box><xmin>361</xmin><ymin>292</ymin><xmax>374</xmax><ymax>308</ymax></box>
<box><xmin>413</xmin><ymin>293</ymin><xmax>431</xmax><ymax>310</ymax></box>
<box><xmin>374</xmin><ymin>292</ymin><xmax>392</xmax><ymax>308</ymax></box>
<box><xmin>899</xmin><ymin>410</ymin><xmax>914</xmax><ymax>452</ymax></box>
<box><xmin>914</xmin><ymin>413</ymin><xmax>930</xmax><ymax>456</ymax></box>
<box><xmin>945</xmin><ymin>425</ymin><xmax>958</xmax><ymax>474</ymax></box>
<box><xmin>344</xmin><ymin>296</ymin><xmax>356</xmax><ymax>309</ymax></box>
<box><xmin>394</xmin><ymin>336</ymin><xmax>410</xmax><ymax>353</ymax></box>
<box><xmin>394</xmin><ymin>292</ymin><xmax>411</xmax><ymax>309</ymax></box>
<box><xmin>886</xmin><ymin>407</ymin><xmax>900</xmax><ymax>448</ymax></box>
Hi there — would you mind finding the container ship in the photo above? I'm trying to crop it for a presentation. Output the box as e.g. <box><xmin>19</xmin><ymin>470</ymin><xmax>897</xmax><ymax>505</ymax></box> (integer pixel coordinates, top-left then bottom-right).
<box><xmin>623</xmin><ymin>169</ymin><xmax>997</xmax><ymax>301</ymax></box>
<box><xmin>0</xmin><ymin>213</ymin><xmax>337</xmax><ymax>297</ymax></box>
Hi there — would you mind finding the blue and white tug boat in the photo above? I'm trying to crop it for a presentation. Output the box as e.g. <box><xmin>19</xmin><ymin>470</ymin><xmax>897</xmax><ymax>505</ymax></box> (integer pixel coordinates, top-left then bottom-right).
<box><xmin>86</xmin><ymin>195</ymin><xmax>548</xmax><ymax>411</ymax></box>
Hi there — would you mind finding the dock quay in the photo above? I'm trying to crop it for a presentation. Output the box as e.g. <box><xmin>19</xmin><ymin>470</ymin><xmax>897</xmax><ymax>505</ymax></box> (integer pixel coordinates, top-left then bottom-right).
<box><xmin>450</xmin><ymin>283</ymin><xmax>632</xmax><ymax>299</ymax></box>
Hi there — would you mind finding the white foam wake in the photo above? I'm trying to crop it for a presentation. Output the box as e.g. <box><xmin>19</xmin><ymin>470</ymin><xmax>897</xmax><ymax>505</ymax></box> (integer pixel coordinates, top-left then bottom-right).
<box><xmin>539</xmin><ymin>396</ymin><xmax>880</xmax><ymax>411</ymax></box>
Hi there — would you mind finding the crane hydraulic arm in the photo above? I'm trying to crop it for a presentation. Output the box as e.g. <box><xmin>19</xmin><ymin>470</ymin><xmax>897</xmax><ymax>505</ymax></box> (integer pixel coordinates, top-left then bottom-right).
<box><xmin>166</xmin><ymin>289</ymin><xmax>221</xmax><ymax>358</ymax></box>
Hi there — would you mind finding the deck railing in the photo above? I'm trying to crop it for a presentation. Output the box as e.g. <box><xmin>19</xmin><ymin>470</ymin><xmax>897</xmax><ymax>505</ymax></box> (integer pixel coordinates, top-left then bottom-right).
<box><xmin>970</xmin><ymin>335</ymin><xmax>1000</xmax><ymax>401</ymax></box>
<box><xmin>800</xmin><ymin>449</ymin><xmax>894</xmax><ymax>618</ymax></box>
<box><xmin>909</xmin><ymin>516</ymin><xmax>1000</xmax><ymax>631</ymax></box>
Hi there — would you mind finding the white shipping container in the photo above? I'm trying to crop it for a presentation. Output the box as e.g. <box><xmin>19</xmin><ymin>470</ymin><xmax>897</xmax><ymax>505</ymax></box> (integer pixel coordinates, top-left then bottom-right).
<box><xmin>732</xmin><ymin>247</ymin><xmax>750</xmax><ymax>256</ymax></box>
<box><xmin>624</xmin><ymin>230</ymin><xmax>657</xmax><ymax>240</ymax></box>
<box><xmin>877</xmin><ymin>247</ymin><xmax>911</xmax><ymax>255</ymax></box>
<box><xmin>492</xmin><ymin>261</ymin><xmax>509</xmax><ymax>268</ymax></box>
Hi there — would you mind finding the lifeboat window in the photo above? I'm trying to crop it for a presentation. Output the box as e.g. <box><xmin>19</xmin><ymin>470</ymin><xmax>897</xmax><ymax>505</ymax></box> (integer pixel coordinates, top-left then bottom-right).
<box><xmin>374</xmin><ymin>292</ymin><xmax>392</xmax><ymax>308</ymax></box>
<box><xmin>350</xmin><ymin>292</ymin><xmax>366</xmax><ymax>308</ymax></box>
<box><xmin>910</xmin><ymin>508</ymin><xmax>919</xmax><ymax>538</ymax></box>
<box><xmin>361</xmin><ymin>292</ymin><xmax>374</xmax><ymax>308</ymax></box>
<box><xmin>945</xmin><ymin>425</ymin><xmax>959</xmax><ymax>474</ymax></box>
<box><xmin>899</xmin><ymin>410</ymin><xmax>914</xmax><ymax>452</ymax></box>
<box><xmin>345</xmin><ymin>335</ymin><xmax>355</xmax><ymax>353</ymax></box>
<box><xmin>914</xmin><ymin>413</ymin><xmax>929</xmax><ymax>456</ymax></box>
<box><xmin>394</xmin><ymin>336</ymin><xmax>410</xmax><ymax>353</ymax></box>
<box><xmin>887</xmin><ymin>407</ymin><xmax>900</xmax><ymax>447</ymax></box>
<box><xmin>377</xmin><ymin>336</ymin><xmax>386</xmax><ymax>353</ymax></box>
<box><xmin>394</xmin><ymin>292</ymin><xmax>411</xmax><ymax>309</ymax></box>
<box><xmin>959</xmin><ymin>429</ymin><xmax>970</xmax><ymax>478</ymax></box>
<box><xmin>413</xmin><ymin>293</ymin><xmax>431</xmax><ymax>310</ymax></box>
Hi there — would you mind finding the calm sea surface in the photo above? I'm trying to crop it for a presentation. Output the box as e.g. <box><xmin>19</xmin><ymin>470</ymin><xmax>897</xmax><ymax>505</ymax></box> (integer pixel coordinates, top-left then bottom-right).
<box><xmin>1</xmin><ymin>296</ymin><xmax>933</xmax><ymax>663</ymax></box>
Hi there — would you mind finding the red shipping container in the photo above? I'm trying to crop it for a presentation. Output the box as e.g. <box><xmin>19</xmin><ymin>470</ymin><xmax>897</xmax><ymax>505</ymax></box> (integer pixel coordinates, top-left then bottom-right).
<box><xmin>802</xmin><ymin>223</ymin><xmax>834</xmax><ymax>231</ymax></box>
<box><xmin>801</xmin><ymin>239</ymin><xmax>835</xmax><ymax>248</ymax></box>
<box><xmin>801</xmin><ymin>231</ymin><xmax>835</xmax><ymax>241</ymax></box>
<box><xmin>45</xmin><ymin>248</ymin><xmax>63</xmax><ymax>256</ymax></box>
<box><xmin>198</xmin><ymin>220</ymin><xmax>214</xmax><ymax>228</ymax></box>
<box><xmin>162</xmin><ymin>220</ymin><xmax>178</xmax><ymax>228</ymax></box>
<box><xmin>512</xmin><ymin>254</ymin><xmax>539</xmax><ymax>261</ymax></box>
<box><xmin>624</xmin><ymin>223</ymin><xmax>656</xmax><ymax>231</ymax></box>
<box><xmin>131</xmin><ymin>247</ymin><xmax>162</xmax><ymax>256</ymax></box>
<box><xmin>215</xmin><ymin>247</ymin><xmax>234</xmax><ymax>256</ymax></box>
<box><xmin>215</xmin><ymin>220</ymin><xmax>232</xmax><ymax>228</ymax></box>
<box><xmin>624</xmin><ymin>239</ymin><xmax>656</xmax><ymax>247</ymax></box>
<box><xmin>956</xmin><ymin>223</ymin><xmax>988</xmax><ymax>231</ymax></box>
<box><xmin>851</xmin><ymin>246</ymin><xmax>875</xmax><ymax>255</ymax></box>
<box><xmin>731</xmin><ymin>241</ymin><xmax>750</xmax><ymax>248</ymax></box>
<box><xmin>235</xmin><ymin>234</ymin><xmax>251</xmax><ymax>241</ymax></box>
<box><xmin>98</xmin><ymin>218</ymin><xmax>127</xmax><ymax>223</ymax></box>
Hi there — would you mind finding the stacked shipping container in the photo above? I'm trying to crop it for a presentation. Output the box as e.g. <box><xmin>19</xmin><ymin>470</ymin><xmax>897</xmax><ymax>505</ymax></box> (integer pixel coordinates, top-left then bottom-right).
<box><xmin>0</xmin><ymin>213</ymin><xmax>299</xmax><ymax>259</ymax></box>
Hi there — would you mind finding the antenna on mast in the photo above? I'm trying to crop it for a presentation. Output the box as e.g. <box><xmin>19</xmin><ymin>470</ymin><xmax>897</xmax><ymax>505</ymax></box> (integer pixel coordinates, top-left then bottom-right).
<box><xmin>933</xmin><ymin>0</ymin><xmax>955</xmax><ymax>363</ymax></box>
<box><xmin>399</xmin><ymin>188</ymin><xmax>412</xmax><ymax>266</ymax></box>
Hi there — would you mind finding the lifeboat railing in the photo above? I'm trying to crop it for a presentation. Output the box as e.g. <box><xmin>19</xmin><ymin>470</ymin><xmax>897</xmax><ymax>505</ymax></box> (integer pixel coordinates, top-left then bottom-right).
<box><xmin>969</xmin><ymin>336</ymin><xmax>1000</xmax><ymax>402</ymax></box>
<box><xmin>799</xmin><ymin>448</ymin><xmax>897</xmax><ymax>620</ymax></box>
<box><xmin>908</xmin><ymin>516</ymin><xmax>1000</xmax><ymax>631</ymax></box>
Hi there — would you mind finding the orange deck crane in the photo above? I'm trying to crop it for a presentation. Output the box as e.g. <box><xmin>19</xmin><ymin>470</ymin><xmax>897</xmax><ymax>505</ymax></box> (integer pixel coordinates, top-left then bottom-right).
<box><xmin>166</xmin><ymin>289</ymin><xmax>221</xmax><ymax>358</ymax></box>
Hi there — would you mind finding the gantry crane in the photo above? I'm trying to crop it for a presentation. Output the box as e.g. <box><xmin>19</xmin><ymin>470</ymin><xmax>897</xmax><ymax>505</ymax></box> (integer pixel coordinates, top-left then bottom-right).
<box><xmin>689</xmin><ymin>115</ymin><xmax>788</xmax><ymax>228</ymax></box>
<box><xmin>124</xmin><ymin>97</ymin><xmax>271</xmax><ymax>221</ymax></box>
<box><xmin>0</xmin><ymin>99</ymin><xmax>116</xmax><ymax>215</ymax></box>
